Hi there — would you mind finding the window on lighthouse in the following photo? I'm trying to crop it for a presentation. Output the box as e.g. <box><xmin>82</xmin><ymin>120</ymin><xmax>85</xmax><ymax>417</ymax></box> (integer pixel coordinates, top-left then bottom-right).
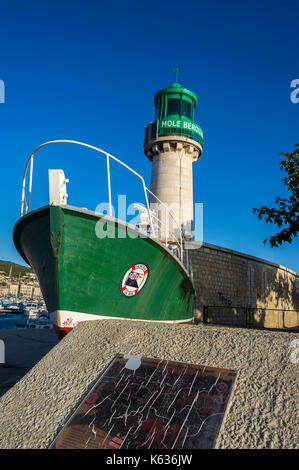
<box><xmin>181</xmin><ymin>100</ymin><xmax>192</xmax><ymax>119</ymax></box>
<box><xmin>167</xmin><ymin>98</ymin><xmax>180</xmax><ymax>116</ymax></box>
<box><xmin>156</xmin><ymin>100</ymin><xmax>161</xmax><ymax>119</ymax></box>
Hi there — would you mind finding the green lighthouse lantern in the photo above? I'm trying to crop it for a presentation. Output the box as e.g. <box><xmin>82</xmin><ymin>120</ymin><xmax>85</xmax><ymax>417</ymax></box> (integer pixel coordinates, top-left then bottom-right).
<box><xmin>144</xmin><ymin>82</ymin><xmax>203</xmax><ymax>150</ymax></box>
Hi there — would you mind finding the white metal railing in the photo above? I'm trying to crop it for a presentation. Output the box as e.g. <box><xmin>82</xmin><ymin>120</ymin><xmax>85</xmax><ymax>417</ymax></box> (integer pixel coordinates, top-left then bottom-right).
<box><xmin>144</xmin><ymin>188</ymin><xmax>183</xmax><ymax>260</ymax></box>
<box><xmin>136</xmin><ymin>203</ymin><xmax>182</xmax><ymax>260</ymax></box>
<box><xmin>20</xmin><ymin>139</ymin><xmax>183</xmax><ymax>260</ymax></box>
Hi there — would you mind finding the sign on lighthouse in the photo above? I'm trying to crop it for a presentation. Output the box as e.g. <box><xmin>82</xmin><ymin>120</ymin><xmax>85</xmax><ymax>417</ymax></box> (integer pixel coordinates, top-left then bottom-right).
<box><xmin>160</xmin><ymin>119</ymin><xmax>203</xmax><ymax>137</ymax></box>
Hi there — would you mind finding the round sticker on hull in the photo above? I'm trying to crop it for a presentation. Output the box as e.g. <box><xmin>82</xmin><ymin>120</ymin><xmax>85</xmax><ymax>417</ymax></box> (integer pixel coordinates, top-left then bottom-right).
<box><xmin>121</xmin><ymin>263</ymin><xmax>149</xmax><ymax>297</ymax></box>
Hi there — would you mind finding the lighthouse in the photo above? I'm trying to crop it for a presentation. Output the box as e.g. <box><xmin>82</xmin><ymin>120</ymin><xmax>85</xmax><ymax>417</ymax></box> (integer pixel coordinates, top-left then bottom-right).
<box><xmin>144</xmin><ymin>80</ymin><xmax>203</xmax><ymax>242</ymax></box>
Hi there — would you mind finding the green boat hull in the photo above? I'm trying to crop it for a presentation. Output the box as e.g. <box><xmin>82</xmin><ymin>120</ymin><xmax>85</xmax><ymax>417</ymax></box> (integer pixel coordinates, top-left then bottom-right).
<box><xmin>13</xmin><ymin>205</ymin><xmax>195</xmax><ymax>337</ymax></box>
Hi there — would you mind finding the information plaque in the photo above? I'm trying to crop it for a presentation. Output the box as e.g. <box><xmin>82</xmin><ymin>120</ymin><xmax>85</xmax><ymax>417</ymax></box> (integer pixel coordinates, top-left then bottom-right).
<box><xmin>50</xmin><ymin>354</ymin><xmax>237</xmax><ymax>449</ymax></box>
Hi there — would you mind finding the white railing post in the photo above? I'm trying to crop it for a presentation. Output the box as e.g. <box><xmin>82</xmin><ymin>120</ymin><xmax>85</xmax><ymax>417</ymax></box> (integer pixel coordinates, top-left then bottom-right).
<box><xmin>21</xmin><ymin>175</ymin><xmax>26</xmax><ymax>217</ymax></box>
<box><xmin>28</xmin><ymin>155</ymin><xmax>34</xmax><ymax>213</ymax></box>
<box><xmin>106</xmin><ymin>154</ymin><xmax>112</xmax><ymax>216</ymax></box>
<box><xmin>143</xmin><ymin>183</ymin><xmax>155</xmax><ymax>238</ymax></box>
<box><xmin>165</xmin><ymin>206</ymin><xmax>168</xmax><ymax>246</ymax></box>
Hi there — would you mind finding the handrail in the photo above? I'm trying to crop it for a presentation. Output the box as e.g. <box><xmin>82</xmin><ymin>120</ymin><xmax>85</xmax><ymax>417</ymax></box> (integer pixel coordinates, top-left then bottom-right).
<box><xmin>20</xmin><ymin>139</ymin><xmax>155</xmax><ymax>235</ymax></box>
<box><xmin>143</xmin><ymin>191</ymin><xmax>183</xmax><ymax>261</ymax></box>
<box><xmin>145</xmin><ymin>187</ymin><xmax>183</xmax><ymax>247</ymax></box>
<box><xmin>20</xmin><ymin>139</ymin><xmax>184</xmax><ymax>260</ymax></box>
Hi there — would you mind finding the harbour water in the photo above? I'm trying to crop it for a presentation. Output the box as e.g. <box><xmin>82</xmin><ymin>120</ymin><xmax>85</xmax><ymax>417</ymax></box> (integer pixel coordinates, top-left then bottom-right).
<box><xmin>0</xmin><ymin>313</ymin><xmax>28</xmax><ymax>329</ymax></box>
<box><xmin>0</xmin><ymin>297</ymin><xmax>52</xmax><ymax>330</ymax></box>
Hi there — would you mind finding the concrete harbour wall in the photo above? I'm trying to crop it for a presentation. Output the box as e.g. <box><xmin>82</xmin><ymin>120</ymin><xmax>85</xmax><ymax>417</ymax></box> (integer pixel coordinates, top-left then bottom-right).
<box><xmin>185</xmin><ymin>242</ymin><xmax>299</xmax><ymax>330</ymax></box>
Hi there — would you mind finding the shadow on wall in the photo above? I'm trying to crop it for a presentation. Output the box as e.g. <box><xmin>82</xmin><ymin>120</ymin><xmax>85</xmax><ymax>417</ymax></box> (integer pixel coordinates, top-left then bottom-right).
<box><xmin>252</xmin><ymin>269</ymin><xmax>299</xmax><ymax>330</ymax></box>
<box><xmin>252</xmin><ymin>308</ymin><xmax>299</xmax><ymax>331</ymax></box>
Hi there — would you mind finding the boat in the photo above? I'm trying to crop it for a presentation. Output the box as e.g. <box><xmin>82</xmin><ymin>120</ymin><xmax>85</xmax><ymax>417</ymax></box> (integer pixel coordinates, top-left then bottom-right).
<box><xmin>13</xmin><ymin>140</ymin><xmax>195</xmax><ymax>339</ymax></box>
<box><xmin>16</xmin><ymin>317</ymin><xmax>54</xmax><ymax>329</ymax></box>
<box><xmin>22</xmin><ymin>301</ymin><xmax>40</xmax><ymax>318</ymax></box>
<box><xmin>7</xmin><ymin>302</ymin><xmax>23</xmax><ymax>313</ymax></box>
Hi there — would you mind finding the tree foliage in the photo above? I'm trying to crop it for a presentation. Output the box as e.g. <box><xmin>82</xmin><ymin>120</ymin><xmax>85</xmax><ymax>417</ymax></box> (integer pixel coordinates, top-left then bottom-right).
<box><xmin>253</xmin><ymin>144</ymin><xmax>299</xmax><ymax>247</ymax></box>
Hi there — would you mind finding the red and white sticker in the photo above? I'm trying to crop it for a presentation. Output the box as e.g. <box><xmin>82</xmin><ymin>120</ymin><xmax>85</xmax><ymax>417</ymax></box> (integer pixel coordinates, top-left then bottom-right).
<box><xmin>121</xmin><ymin>263</ymin><xmax>149</xmax><ymax>297</ymax></box>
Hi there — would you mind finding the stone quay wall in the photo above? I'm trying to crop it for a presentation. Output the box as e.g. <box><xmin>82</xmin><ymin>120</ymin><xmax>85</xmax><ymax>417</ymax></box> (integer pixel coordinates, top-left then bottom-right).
<box><xmin>185</xmin><ymin>242</ymin><xmax>299</xmax><ymax>330</ymax></box>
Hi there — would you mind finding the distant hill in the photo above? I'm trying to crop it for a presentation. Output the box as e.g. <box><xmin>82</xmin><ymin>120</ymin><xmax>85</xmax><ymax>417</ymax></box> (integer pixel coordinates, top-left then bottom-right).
<box><xmin>0</xmin><ymin>259</ymin><xmax>33</xmax><ymax>277</ymax></box>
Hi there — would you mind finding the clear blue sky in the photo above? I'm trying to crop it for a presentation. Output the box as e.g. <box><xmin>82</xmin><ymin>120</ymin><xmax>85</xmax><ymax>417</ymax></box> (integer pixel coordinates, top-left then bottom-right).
<box><xmin>0</xmin><ymin>0</ymin><xmax>298</xmax><ymax>272</ymax></box>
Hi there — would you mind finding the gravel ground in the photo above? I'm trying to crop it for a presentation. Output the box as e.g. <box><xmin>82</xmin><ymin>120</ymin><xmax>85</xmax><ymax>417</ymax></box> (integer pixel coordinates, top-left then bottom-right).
<box><xmin>0</xmin><ymin>320</ymin><xmax>298</xmax><ymax>449</ymax></box>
